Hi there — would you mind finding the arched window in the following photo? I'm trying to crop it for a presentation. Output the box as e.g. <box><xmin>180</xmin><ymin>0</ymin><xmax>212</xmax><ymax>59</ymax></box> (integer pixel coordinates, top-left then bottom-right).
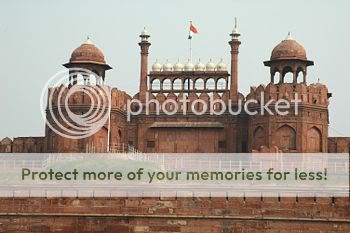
<box><xmin>206</xmin><ymin>78</ymin><xmax>215</xmax><ymax>90</ymax></box>
<box><xmin>184</xmin><ymin>78</ymin><xmax>193</xmax><ymax>90</ymax></box>
<box><xmin>152</xmin><ymin>79</ymin><xmax>161</xmax><ymax>90</ymax></box>
<box><xmin>217</xmin><ymin>78</ymin><xmax>226</xmax><ymax>90</ymax></box>
<box><xmin>307</xmin><ymin>127</ymin><xmax>322</xmax><ymax>152</ymax></box>
<box><xmin>195</xmin><ymin>79</ymin><xmax>204</xmax><ymax>90</ymax></box>
<box><xmin>296</xmin><ymin>67</ymin><xmax>304</xmax><ymax>83</ymax></box>
<box><xmin>89</xmin><ymin>74</ymin><xmax>97</xmax><ymax>86</ymax></box>
<box><xmin>275</xmin><ymin>125</ymin><xmax>296</xmax><ymax>151</ymax></box>
<box><xmin>77</xmin><ymin>74</ymin><xmax>84</xmax><ymax>85</ymax></box>
<box><xmin>271</xmin><ymin>68</ymin><xmax>280</xmax><ymax>84</ymax></box>
<box><xmin>163</xmin><ymin>79</ymin><xmax>171</xmax><ymax>90</ymax></box>
<box><xmin>282</xmin><ymin>66</ymin><xmax>293</xmax><ymax>83</ymax></box>
<box><xmin>173</xmin><ymin>79</ymin><xmax>182</xmax><ymax>90</ymax></box>
<box><xmin>92</xmin><ymin>70</ymin><xmax>101</xmax><ymax>85</ymax></box>
<box><xmin>253</xmin><ymin>126</ymin><xmax>266</xmax><ymax>150</ymax></box>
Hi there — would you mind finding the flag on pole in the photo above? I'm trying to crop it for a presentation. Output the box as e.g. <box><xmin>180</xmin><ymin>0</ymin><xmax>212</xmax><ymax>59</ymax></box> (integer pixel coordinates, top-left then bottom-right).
<box><xmin>188</xmin><ymin>22</ymin><xmax>198</xmax><ymax>39</ymax></box>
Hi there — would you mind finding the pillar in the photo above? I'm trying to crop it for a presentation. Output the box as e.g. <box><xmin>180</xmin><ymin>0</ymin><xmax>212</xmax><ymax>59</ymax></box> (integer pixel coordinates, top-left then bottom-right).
<box><xmin>138</xmin><ymin>29</ymin><xmax>151</xmax><ymax>103</ymax></box>
<box><xmin>228</xmin><ymin>19</ymin><xmax>241</xmax><ymax>101</ymax></box>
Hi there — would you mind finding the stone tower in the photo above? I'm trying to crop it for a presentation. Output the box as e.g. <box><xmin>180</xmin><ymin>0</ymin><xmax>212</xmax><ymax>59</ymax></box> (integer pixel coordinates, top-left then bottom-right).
<box><xmin>247</xmin><ymin>33</ymin><xmax>330</xmax><ymax>152</ymax></box>
<box><xmin>138</xmin><ymin>28</ymin><xmax>151</xmax><ymax>103</ymax></box>
<box><xmin>45</xmin><ymin>38</ymin><xmax>130</xmax><ymax>153</ymax></box>
<box><xmin>228</xmin><ymin>18</ymin><xmax>241</xmax><ymax>101</ymax></box>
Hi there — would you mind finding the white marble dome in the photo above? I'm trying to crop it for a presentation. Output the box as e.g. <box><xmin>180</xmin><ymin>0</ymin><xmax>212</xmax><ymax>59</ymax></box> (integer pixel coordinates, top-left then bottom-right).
<box><xmin>173</xmin><ymin>60</ymin><xmax>184</xmax><ymax>71</ymax></box>
<box><xmin>206</xmin><ymin>59</ymin><xmax>216</xmax><ymax>71</ymax></box>
<box><xmin>162</xmin><ymin>60</ymin><xmax>173</xmax><ymax>72</ymax></box>
<box><xmin>216</xmin><ymin>59</ymin><xmax>227</xmax><ymax>71</ymax></box>
<box><xmin>195</xmin><ymin>60</ymin><xmax>205</xmax><ymax>71</ymax></box>
<box><xmin>184</xmin><ymin>60</ymin><xmax>194</xmax><ymax>71</ymax></box>
<box><xmin>152</xmin><ymin>60</ymin><xmax>162</xmax><ymax>71</ymax></box>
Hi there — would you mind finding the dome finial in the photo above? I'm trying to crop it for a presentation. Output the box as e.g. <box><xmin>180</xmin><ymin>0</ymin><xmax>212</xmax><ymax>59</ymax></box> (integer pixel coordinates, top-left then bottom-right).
<box><xmin>84</xmin><ymin>36</ymin><xmax>93</xmax><ymax>45</ymax></box>
<box><xmin>230</xmin><ymin>17</ymin><xmax>240</xmax><ymax>39</ymax></box>
<box><xmin>286</xmin><ymin>32</ymin><xmax>293</xmax><ymax>40</ymax></box>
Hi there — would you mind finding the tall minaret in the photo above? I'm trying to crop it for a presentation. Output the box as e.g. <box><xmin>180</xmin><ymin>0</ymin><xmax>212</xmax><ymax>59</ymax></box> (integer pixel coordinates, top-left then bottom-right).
<box><xmin>138</xmin><ymin>28</ymin><xmax>151</xmax><ymax>103</ymax></box>
<box><xmin>228</xmin><ymin>18</ymin><xmax>241</xmax><ymax>101</ymax></box>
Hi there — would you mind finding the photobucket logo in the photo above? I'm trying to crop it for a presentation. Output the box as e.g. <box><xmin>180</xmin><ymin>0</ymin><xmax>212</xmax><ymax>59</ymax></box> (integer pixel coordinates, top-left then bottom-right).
<box><xmin>127</xmin><ymin>93</ymin><xmax>301</xmax><ymax>121</ymax></box>
<box><xmin>40</xmin><ymin>68</ymin><xmax>111</xmax><ymax>139</ymax></box>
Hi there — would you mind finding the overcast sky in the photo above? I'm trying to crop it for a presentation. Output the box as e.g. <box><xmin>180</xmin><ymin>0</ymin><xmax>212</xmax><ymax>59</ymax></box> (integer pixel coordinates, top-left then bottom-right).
<box><xmin>0</xmin><ymin>0</ymin><xmax>349</xmax><ymax>139</ymax></box>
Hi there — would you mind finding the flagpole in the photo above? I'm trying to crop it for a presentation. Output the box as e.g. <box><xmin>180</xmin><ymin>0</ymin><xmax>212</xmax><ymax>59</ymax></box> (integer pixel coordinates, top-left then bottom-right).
<box><xmin>189</xmin><ymin>36</ymin><xmax>192</xmax><ymax>62</ymax></box>
<box><xmin>189</xmin><ymin>20</ymin><xmax>193</xmax><ymax>62</ymax></box>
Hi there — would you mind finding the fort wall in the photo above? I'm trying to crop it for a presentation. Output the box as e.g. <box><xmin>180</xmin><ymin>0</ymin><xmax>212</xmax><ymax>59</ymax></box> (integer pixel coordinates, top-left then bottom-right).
<box><xmin>0</xmin><ymin>196</ymin><xmax>349</xmax><ymax>232</ymax></box>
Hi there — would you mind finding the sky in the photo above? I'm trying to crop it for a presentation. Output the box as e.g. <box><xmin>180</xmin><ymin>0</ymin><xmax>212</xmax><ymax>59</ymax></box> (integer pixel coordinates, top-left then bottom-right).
<box><xmin>0</xmin><ymin>0</ymin><xmax>349</xmax><ymax>138</ymax></box>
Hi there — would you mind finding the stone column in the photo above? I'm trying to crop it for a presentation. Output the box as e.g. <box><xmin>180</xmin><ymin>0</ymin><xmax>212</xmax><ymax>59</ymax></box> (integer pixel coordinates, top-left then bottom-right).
<box><xmin>228</xmin><ymin>38</ymin><xmax>241</xmax><ymax>100</ymax></box>
<box><xmin>138</xmin><ymin>32</ymin><xmax>151</xmax><ymax>103</ymax></box>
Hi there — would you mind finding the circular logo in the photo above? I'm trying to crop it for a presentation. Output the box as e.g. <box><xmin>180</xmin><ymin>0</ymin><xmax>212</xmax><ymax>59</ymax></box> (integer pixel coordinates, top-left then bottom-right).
<box><xmin>40</xmin><ymin>68</ymin><xmax>111</xmax><ymax>139</ymax></box>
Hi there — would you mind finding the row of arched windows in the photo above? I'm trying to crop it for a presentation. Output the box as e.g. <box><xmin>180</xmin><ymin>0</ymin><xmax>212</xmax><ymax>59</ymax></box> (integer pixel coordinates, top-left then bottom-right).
<box><xmin>253</xmin><ymin>125</ymin><xmax>322</xmax><ymax>152</ymax></box>
<box><xmin>150</xmin><ymin>78</ymin><xmax>227</xmax><ymax>91</ymax></box>
<box><xmin>271</xmin><ymin>66</ymin><xmax>306</xmax><ymax>84</ymax></box>
<box><xmin>69</xmin><ymin>71</ymin><xmax>104</xmax><ymax>86</ymax></box>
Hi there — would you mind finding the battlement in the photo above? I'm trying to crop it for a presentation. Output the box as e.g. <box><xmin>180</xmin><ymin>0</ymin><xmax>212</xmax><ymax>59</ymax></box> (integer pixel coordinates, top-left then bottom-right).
<box><xmin>246</xmin><ymin>82</ymin><xmax>329</xmax><ymax>106</ymax></box>
<box><xmin>47</xmin><ymin>85</ymin><xmax>130</xmax><ymax>111</ymax></box>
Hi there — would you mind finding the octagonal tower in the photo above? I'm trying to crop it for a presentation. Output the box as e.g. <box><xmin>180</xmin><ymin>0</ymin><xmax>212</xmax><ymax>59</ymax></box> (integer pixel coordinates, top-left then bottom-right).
<box><xmin>45</xmin><ymin>38</ymin><xmax>130</xmax><ymax>153</ymax></box>
<box><xmin>247</xmin><ymin>33</ymin><xmax>330</xmax><ymax>152</ymax></box>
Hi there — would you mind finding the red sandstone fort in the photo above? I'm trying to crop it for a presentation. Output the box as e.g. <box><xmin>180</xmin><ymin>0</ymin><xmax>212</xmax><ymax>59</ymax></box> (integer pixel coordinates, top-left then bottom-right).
<box><xmin>0</xmin><ymin>25</ymin><xmax>349</xmax><ymax>232</ymax></box>
<box><xmin>0</xmin><ymin>26</ymin><xmax>349</xmax><ymax>154</ymax></box>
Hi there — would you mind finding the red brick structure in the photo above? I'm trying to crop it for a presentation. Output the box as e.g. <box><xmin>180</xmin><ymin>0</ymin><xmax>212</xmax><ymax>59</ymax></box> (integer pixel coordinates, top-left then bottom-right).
<box><xmin>0</xmin><ymin>196</ymin><xmax>349</xmax><ymax>232</ymax></box>
<box><xmin>0</xmin><ymin>27</ymin><xmax>349</xmax><ymax>232</ymax></box>
<box><xmin>0</xmin><ymin>29</ymin><xmax>346</xmax><ymax>154</ymax></box>
<box><xmin>328</xmin><ymin>137</ymin><xmax>350</xmax><ymax>153</ymax></box>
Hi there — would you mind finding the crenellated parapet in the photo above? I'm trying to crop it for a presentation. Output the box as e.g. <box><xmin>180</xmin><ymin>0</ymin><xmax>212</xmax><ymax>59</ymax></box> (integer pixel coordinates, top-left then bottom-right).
<box><xmin>47</xmin><ymin>85</ymin><xmax>130</xmax><ymax>111</ymax></box>
<box><xmin>246</xmin><ymin>82</ymin><xmax>330</xmax><ymax>107</ymax></box>
<box><xmin>247</xmin><ymin>82</ymin><xmax>330</xmax><ymax>153</ymax></box>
